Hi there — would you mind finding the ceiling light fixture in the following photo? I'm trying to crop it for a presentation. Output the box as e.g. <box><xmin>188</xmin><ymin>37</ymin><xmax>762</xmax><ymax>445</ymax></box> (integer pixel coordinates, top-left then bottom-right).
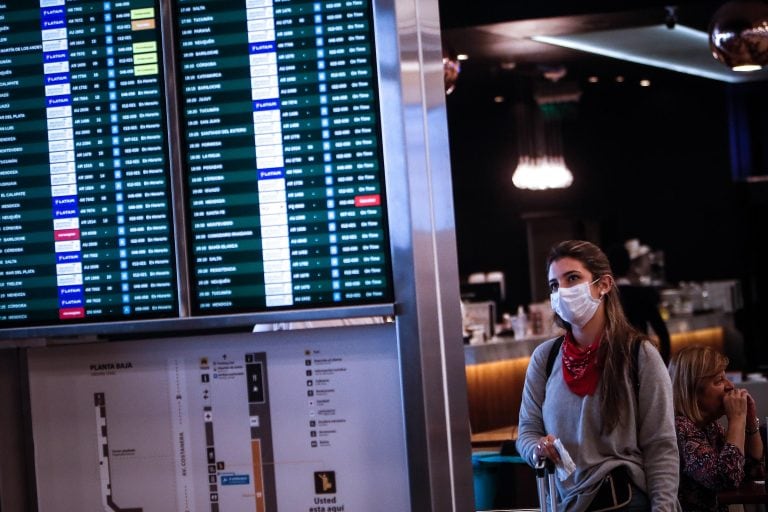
<box><xmin>443</xmin><ymin>57</ymin><xmax>460</xmax><ymax>95</ymax></box>
<box><xmin>511</xmin><ymin>91</ymin><xmax>575</xmax><ymax>191</ymax></box>
<box><xmin>511</xmin><ymin>155</ymin><xmax>574</xmax><ymax>190</ymax></box>
<box><xmin>442</xmin><ymin>46</ymin><xmax>461</xmax><ymax>95</ymax></box>
<box><xmin>533</xmin><ymin>25</ymin><xmax>768</xmax><ymax>83</ymax></box>
<box><xmin>709</xmin><ymin>0</ymin><xmax>768</xmax><ymax>72</ymax></box>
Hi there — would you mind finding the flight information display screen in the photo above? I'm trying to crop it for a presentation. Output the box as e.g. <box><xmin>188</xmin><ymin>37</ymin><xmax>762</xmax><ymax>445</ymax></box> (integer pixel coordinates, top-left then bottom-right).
<box><xmin>0</xmin><ymin>0</ymin><xmax>396</xmax><ymax>336</ymax></box>
<box><xmin>0</xmin><ymin>0</ymin><xmax>178</xmax><ymax>329</ymax></box>
<box><xmin>176</xmin><ymin>0</ymin><xmax>394</xmax><ymax>314</ymax></box>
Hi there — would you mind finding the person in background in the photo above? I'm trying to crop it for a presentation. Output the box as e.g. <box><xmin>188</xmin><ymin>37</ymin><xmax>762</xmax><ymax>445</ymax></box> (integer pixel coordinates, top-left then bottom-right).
<box><xmin>517</xmin><ymin>240</ymin><xmax>680</xmax><ymax>511</ymax></box>
<box><xmin>606</xmin><ymin>242</ymin><xmax>672</xmax><ymax>364</ymax></box>
<box><xmin>669</xmin><ymin>345</ymin><xmax>765</xmax><ymax>512</ymax></box>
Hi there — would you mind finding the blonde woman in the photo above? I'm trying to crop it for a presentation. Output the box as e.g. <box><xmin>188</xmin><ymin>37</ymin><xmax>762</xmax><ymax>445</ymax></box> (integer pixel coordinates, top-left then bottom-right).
<box><xmin>669</xmin><ymin>345</ymin><xmax>765</xmax><ymax>511</ymax></box>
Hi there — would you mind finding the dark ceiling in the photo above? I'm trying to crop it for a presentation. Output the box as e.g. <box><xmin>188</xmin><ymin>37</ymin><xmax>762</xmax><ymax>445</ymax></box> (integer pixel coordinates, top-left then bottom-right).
<box><xmin>438</xmin><ymin>0</ymin><xmax>719</xmax><ymax>31</ymax></box>
<box><xmin>438</xmin><ymin>1</ymin><xmax>765</xmax><ymax>85</ymax></box>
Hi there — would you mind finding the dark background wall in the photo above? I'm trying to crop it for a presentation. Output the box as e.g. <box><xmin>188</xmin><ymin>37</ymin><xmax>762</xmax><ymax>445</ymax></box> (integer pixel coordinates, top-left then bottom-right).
<box><xmin>444</xmin><ymin>55</ymin><xmax>768</xmax><ymax>370</ymax></box>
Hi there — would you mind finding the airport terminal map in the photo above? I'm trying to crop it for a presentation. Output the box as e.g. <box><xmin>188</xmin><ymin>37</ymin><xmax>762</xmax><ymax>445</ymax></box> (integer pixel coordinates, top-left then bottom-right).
<box><xmin>28</xmin><ymin>324</ymin><xmax>409</xmax><ymax>511</ymax></box>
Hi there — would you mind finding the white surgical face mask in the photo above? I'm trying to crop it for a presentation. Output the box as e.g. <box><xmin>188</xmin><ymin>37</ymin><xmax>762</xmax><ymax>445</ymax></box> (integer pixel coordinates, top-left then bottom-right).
<box><xmin>550</xmin><ymin>279</ymin><xmax>602</xmax><ymax>328</ymax></box>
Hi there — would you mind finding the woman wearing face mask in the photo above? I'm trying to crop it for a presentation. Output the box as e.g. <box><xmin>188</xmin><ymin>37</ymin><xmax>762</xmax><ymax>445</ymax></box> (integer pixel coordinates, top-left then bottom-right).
<box><xmin>669</xmin><ymin>345</ymin><xmax>764</xmax><ymax>512</ymax></box>
<box><xmin>517</xmin><ymin>240</ymin><xmax>681</xmax><ymax>511</ymax></box>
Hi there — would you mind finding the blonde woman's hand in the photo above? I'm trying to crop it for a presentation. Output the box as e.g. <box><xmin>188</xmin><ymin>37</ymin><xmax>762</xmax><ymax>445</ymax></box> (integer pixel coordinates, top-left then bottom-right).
<box><xmin>723</xmin><ymin>388</ymin><xmax>748</xmax><ymax>422</ymax></box>
<box><xmin>745</xmin><ymin>391</ymin><xmax>757</xmax><ymax>420</ymax></box>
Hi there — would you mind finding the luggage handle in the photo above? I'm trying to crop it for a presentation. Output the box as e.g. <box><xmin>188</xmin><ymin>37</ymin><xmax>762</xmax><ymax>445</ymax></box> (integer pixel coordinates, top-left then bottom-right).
<box><xmin>535</xmin><ymin>459</ymin><xmax>557</xmax><ymax>512</ymax></box>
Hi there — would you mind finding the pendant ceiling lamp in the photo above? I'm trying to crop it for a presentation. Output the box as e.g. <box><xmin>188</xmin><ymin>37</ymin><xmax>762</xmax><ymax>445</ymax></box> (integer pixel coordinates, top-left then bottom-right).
<box><xmin>443</xmin><ymin>45</ymin><xmax>461</xmax><ymax>95</ymax></box>
<box><xmin>511</xmin><ymin>77</ymin><xmax>578</xmax><ymax>191</ymax></box>
<box><xmin>511</xmin><ymin>154</ymin><xmax>574</xmax><ymax>190</ymax></box>
<box><xmin>709</xmin><ymin>0</ymin><xmax>768</xmax><ymax>72</ymax></box>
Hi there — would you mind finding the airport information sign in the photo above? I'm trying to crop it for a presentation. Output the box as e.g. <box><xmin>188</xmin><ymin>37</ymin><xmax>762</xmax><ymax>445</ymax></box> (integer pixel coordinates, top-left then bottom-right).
<box><xmin>177</xmin><ymin>0</ymin><xmax>392</xmax><ymax>314</ymax></box>
<box><xmin>0</xmin><ymin>0</ymin><xmax>178</xmax><ymax>328</ymax></box>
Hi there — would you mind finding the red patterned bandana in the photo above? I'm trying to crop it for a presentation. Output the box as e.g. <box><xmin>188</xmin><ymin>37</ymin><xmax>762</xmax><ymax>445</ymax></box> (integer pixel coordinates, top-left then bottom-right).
<box><xmin>561</xmin><ymin>331</ymin><xmax>602</xmax><ymax>396</ymax></box>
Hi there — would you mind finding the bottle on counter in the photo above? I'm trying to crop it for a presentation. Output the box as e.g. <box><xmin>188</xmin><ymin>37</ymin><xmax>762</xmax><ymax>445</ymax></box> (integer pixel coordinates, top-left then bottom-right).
<box><xmin>511</xmin><ymin>305</ymin><xmax>528</xmax><ymax>339</ymax></box>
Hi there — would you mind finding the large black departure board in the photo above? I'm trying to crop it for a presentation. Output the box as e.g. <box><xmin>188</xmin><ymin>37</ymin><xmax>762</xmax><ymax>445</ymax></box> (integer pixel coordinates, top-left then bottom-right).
<box><xmin>176</xmin><ymin>0</ymin><xmax>393</xmax><ymax>314</ymax></box>
<box><xmin>0</xmin><ymin>0</ymin><xmax>394</xmax><ymax>336</ymax></box>
<box><xmin>0</xmin><ymin>0</ymin><xmax>178</xmax><ymax>330</ymax></box>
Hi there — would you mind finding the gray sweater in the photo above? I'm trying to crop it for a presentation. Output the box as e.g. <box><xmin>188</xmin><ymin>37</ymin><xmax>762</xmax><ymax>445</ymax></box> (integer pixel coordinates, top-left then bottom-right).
<box><xmin>517</xmin><ymin>337</ymin><xmax>681</xmax><ymax>511</ymax></box>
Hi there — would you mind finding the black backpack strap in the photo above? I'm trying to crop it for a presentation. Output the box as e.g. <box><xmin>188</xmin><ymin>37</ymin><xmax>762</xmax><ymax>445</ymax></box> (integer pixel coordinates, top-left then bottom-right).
<box><xmin>541</xmin><ymin>335</ymin><xmax>565</xmax><ymax>406</ymax></box>
<box><xmin>545</xmin><ymin>335</ymin><xmax>565</xmax><ymax>380</ymax></box>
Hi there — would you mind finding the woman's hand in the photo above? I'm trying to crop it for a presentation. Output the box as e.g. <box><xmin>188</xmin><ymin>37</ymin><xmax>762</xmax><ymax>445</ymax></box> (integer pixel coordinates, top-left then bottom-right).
<box><xmin>745</xmin><ymin>391</ymin><xmax>757</xmax><ymax>421</ymax></box>
<box><xmin>533</xmin><ymin>434</ymin><xmax>561</xmax><ymax>464</ymax></box>
<box><xmin>723</xmin><ymin>388</ymin><xmax>748</xmax><ymax>422</ymax></box>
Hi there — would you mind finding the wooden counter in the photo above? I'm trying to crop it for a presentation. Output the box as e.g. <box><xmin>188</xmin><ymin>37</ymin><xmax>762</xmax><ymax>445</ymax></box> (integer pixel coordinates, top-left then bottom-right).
<box><xmin>464</xmin><ymin>334</ymin><xmax>555</xmax><ymax>365</ymax></box>
<box><xmin>464</xmin><ymin>310</ymin><xmax>734</xmax><ymax>366</ymax></box>
<box><xmin>464</xmin><ymin>335</ymin><xmax>553</xmax><ymax>435</ymax></box>
<box><xmin>471</xmin><ymin>425</ymin><xmax>518</xmax><ymax>450</ymax></box>
<box><xmin>665</xmin><ymin>310</ymin><xmax>736</xmax><ymax>334</ymax></box>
